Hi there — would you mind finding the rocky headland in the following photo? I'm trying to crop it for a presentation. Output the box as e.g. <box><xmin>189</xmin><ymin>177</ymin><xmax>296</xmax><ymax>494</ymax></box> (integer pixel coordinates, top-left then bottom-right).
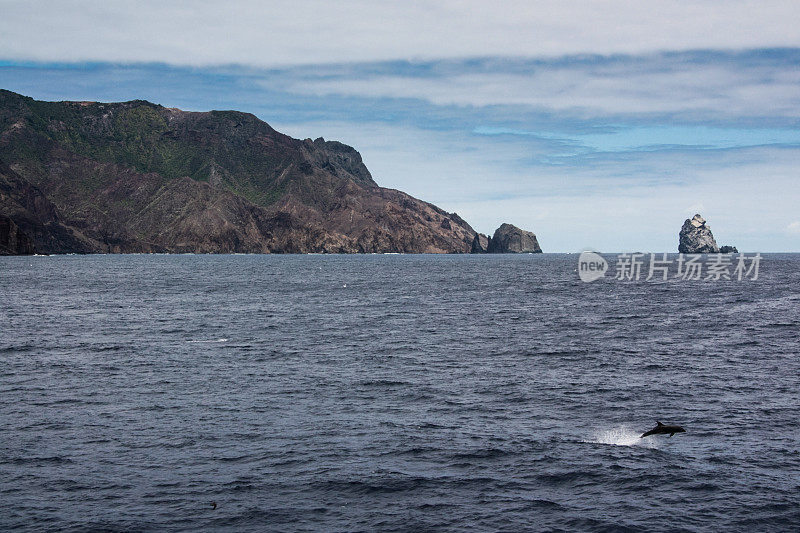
<box><xmin>0</xmin><ymin>90</ymin><xmax>481</xmax><ymax>255</ymax></box>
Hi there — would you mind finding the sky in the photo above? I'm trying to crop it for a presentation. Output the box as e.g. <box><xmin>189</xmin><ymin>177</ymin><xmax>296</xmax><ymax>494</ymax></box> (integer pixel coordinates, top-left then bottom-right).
<box><xmin>1</xmin><ymin>0</ymin><xmax>799</xmax><ymax>251</ymax></box>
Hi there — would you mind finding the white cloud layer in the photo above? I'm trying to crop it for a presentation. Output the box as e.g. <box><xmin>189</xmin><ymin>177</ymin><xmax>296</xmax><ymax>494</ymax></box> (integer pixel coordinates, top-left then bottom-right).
<box><xmin>2</xmin><ymin>1</ymin><xmax>800</xmax><ymax>66</ymax></box>
<box><xmin>279</xmin><ymin>59</ymin><xmax>800</xmax><ymax>120</ymax></box>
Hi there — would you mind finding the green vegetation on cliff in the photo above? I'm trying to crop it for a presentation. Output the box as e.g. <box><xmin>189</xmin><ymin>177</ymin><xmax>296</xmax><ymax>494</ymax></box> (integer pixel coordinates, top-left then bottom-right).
<box><xmin>0</xmin><ymin>89</ymin><xmax>476</xmax><ymax>254</ymax></box>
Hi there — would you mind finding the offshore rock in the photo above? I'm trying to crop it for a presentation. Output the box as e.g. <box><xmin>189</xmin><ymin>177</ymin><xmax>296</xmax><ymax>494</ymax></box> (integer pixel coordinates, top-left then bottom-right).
<box><xmin>487</xmin><ymin>223</ymin><xmax>542</xmax><ymax>253</ymax></box>
<box><xmin>678</xmin><ymin>214</ymin><xmax>719</xmax><ymax>253</ymax></box>
<box><xmin>719</xmin><ymin>245</ymin><xmax>739</xmax><ymax>253</ymax></box>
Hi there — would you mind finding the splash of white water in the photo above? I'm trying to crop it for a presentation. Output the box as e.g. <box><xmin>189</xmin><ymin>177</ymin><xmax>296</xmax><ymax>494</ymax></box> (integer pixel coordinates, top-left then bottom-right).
<box><xmin>587</xmin><ymin>426</ymin><xmax>658</xmax><ymax>448</ymax></box>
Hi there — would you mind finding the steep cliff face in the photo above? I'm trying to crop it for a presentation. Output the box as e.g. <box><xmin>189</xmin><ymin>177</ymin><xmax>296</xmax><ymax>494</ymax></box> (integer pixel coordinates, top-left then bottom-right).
<box><xmin>0</xmin><ymin>159</ymin><xmax>92</xmax><ymax>253</ymax></box>
<box><xmin>471</xmin><ymin>233</ymin><xmax>490</xmax><ymax>253</ymax></box>
<box><xmin>487</xmin><ymin>223</ymin><xmax>542</xmax><ymax>253</ymax></box>
<box><xmin>0</xmin><ymin>215</ymin><xmax>33</xmax><ymax>254</ymax></box>
<box><xmin>0</xmin><ymin>90</ymin><xmax>476</xmax><ymax>254</ymax></box>
<box><xmin>678</xmin><ymin>214</ymin><xmax>719</xmax><ymax>253</ymax></box>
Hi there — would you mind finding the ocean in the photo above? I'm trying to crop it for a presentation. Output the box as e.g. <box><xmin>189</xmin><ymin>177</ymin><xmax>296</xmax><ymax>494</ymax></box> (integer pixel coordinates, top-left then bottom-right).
<box><xmin>1</xmin><ymin>254</ymin><xmax>799</xmax><ymax>531</ymax></box>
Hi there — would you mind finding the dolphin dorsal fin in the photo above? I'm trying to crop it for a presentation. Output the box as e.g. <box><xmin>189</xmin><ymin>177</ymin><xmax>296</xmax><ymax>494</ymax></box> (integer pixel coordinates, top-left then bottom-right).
<box><xmin>657</xmin><ymin>421</ymin><xmax>663</xmax><ymax>426</ymax></box>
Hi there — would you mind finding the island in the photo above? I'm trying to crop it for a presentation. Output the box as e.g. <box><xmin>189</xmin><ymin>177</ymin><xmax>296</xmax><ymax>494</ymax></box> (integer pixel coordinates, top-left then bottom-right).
<box><xmin>0</xmin><ymin>90</ymin><xmax>542</xmax><ymax>255</ymax></box>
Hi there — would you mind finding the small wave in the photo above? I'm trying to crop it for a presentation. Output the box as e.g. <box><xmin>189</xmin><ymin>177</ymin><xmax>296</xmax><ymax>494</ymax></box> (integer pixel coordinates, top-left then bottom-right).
<box><xmin>0</xmin><ymin>343</ymin><xmax>38</xmax><ymax>354</ymax></box>
<box><xmin>535</xmin><ymin>471</ymin><xmax>604</xmax><ymax>488</ymax></box>
<box><xmin>527</xmin><ymin>499</ymin><xmax>562</xmax><ymax>509</ymax></box>
<box><xmin>417</xmin><ymin>502</ymin><xmax>453</xmax><ymax>510</ymax></box>
<box><xmin>187</xmin><ymin>338</ymin><xmax>229</xmax><ymax>343</ymax></box>
<box><xmin>380</xmin><ymin>446</ymin><xmax>440</xmax><ymax>457</ymax></box>
<box><xmin>356</xmin><ymin>379</ymin><xmax>409</xmax><ymax>387</ymax></box>
<box><xmin>452</xmin><ymin>447</ymin><xmax>512</xmax><ymax>460</ymax></box>
<box><xmin>5</xmin><ymin>456</ymin><xmax>74</xmax><ymax>465</ymax></box>
<box><xmin>585</xmin><ymin>426</ymin><xmax>657</xmax><ymax>448</ymax></box>
<box><xmin>317</xmin><ymin>476</ymin><xmax>430</xmax><ymax>495</ymax></box>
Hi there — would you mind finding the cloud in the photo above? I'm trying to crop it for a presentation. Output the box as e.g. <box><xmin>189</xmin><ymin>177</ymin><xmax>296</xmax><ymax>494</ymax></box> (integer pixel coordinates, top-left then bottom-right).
<box><xmin>277</xmin><ymin>52</ymin><xmax>800</xmax><ymax>122</ymax></box>
<box><xmin>2</xmin><ymin>1</ymin><xmax>800</xmax><ymax>66</ymax></box>
<box><xmin>475</xmin><ymin>124</ymin><xmax>800</xmax><ymax>152</ymax></box>
<box><xmin>787</xmin><ymin>221</ymin><xmax>800</xmax><ymax>234</ymax></box>
<box><xmin>6</xmin><ymin>52</ymin><xmax>800</xmax><ymax>129</ymax></box>
<box><xmin>686</xmin><ymin>203</ymin><xmax>706</xmax><ymax>215</ymax></box>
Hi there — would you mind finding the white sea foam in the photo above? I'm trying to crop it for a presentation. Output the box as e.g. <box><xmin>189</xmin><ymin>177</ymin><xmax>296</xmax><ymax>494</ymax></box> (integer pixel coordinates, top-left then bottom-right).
<box><xmin>587</xmin><ymin>426</ymin><xmax>658</xmax><ymax>448</ymax></box>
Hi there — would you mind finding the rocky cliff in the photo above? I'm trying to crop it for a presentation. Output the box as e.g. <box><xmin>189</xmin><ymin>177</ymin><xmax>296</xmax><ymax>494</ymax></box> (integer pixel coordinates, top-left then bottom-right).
<box><xmin>0</xmin><ymin>90</ymin><xmax>477</xmax><ymax>254</ymax></box>
<box><xmin>678</xmin><ymin>214</ymin><xmax>720</xmax><ymax>253</ymax></box>
<box><xmin>0</xmin><ymin>214</ymin><xmax>33</xmax><ymax>254</ymax></box>
<box><xmin>486</xmin><ymin>223</ymin><xmax>542</xmax><ymax>253</ymax></box>
<box><xmin>471</xmin><ymin>233</ymin><xmax>490</xmax><ymax>253</ymax></box>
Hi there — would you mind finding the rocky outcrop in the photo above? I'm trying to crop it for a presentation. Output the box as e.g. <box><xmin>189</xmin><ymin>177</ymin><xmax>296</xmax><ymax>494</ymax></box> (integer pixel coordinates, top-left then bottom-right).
<box><xmin>678</xmin><ymin>214</ymin><xmax>719</xmax><ymax>253</ymax></box>
<box><xmin>0</xmin><ymin>214</ymin><xmax>34</xmax><ymax>254</ymax></box>
<box><xmin>719</xmin><ymin>245</ymin><xmax>738</xmax><ymax>253</ymax></box>
<box><xmin>471</xmin><ymin>233</ymin><xmax>490</xmax><ymax>253</ymax></box>
<box><xmin>0</xmin><ymin>90</ymin><xmax>477</xmax><ymax>254</ymax></box>
<box><xmin>486</xmin><ymin>223</ymin><xmax>542</xmax><ymax>253</ymax></box>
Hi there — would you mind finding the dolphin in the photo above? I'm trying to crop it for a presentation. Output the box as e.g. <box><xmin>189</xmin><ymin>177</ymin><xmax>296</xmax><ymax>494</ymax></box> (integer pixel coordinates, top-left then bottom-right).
<box><xmin>641</xmin><ymin>421</ymin><xmax>686</xmax><ymax>438</ymax></box>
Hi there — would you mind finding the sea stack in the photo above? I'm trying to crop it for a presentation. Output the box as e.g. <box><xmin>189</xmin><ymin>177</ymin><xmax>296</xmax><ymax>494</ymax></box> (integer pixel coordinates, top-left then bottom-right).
<box><xmin>486</xmin><ymin>223</ymin><xmax>542</xmax><ymax>253</ymax></box>
<box><xmin>678</xmin><ymin>214</ymin><xmax>719</xmax><ymax>253</ymax></box>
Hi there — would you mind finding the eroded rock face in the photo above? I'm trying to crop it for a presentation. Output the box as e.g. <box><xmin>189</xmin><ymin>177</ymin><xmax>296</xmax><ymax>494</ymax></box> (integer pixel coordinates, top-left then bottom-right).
<box><xmin>0</xmin><ymin>159</ymin><xmax>92</xmax><ymax>253</ymax></box>
<box><xmin>487</xmin><ymin>223</ymin><xmax>542</xmax><ymax>253</ymax></box>
<box><xmin>678</xmin><ymin>214</ymin><xmax>719</xmax><ymax>253</ymax></box>
<box><xmin>471</xmin><ymin>233</ymin><xmax>490</xmax><ymax>253</ymax></box>
<box><xmin>0</xmin><ymin>214</ymin><xmax>34</xmax><ymax>254</ymax></box>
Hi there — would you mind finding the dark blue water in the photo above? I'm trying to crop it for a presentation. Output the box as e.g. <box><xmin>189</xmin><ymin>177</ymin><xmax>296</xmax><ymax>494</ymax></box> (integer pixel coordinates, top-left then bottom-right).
<box><xmin>2</xmin><ymin>254</ymin><xmax>799</xmax><ymax>532</ymax></box>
